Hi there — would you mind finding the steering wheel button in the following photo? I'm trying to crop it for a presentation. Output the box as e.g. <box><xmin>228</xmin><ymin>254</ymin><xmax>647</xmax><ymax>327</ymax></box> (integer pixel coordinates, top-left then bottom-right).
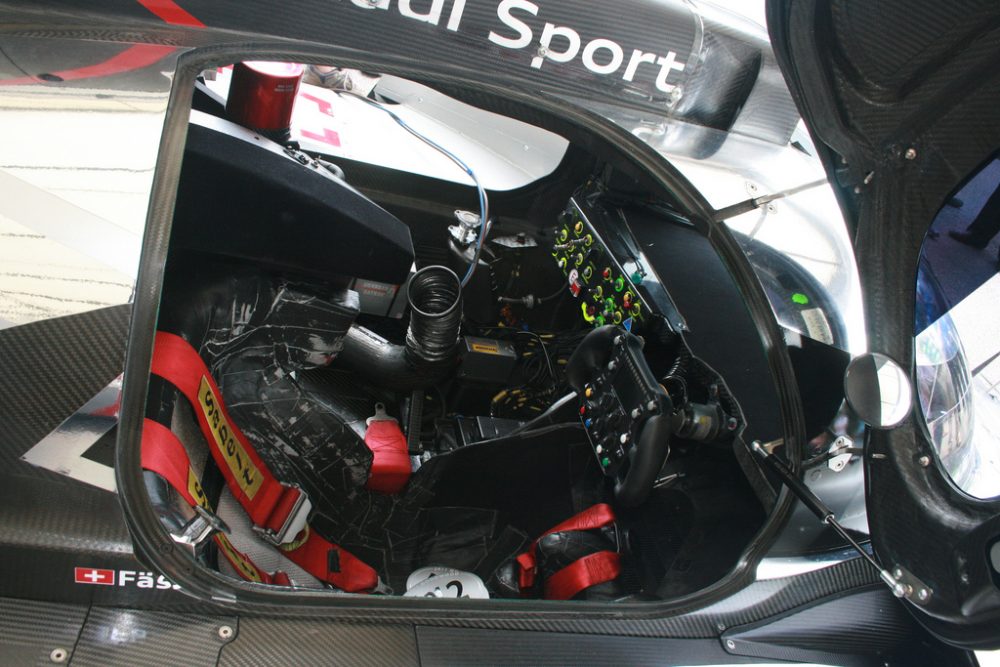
<box><xmin>631</xmin><ymin>407</ymin><xmax>642</xmax><ymax>419</ymax></box>
<box><xmin>579</xmin><ymin>405</ymin><xmax>587</xmax><ymax>416</ymax></box>
<box><xmin>619</xmin><ymin>433</ymin><xmax>629</xmax><ymax>444</ymax></box>
<box><xmin>607</xmin><ymin>361</ymin><xmax>617</xmax><ymax>371</ymax></box>
<box><xmin>596</xmin><ymin>445</ymin><xmax>603</xmax><ymax>454</ymax></box>
<box><xmin>600</xmin><ymin>457</ymin><xmax>610</xmax><ymax>467</ymax></box>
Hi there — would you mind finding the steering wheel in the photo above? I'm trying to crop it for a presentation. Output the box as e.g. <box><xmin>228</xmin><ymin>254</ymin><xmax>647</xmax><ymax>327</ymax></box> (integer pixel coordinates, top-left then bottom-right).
<box><xmin>566</xmin><ymin>326</ymin><xmax>673</xmax><ymax>506</ymax></box>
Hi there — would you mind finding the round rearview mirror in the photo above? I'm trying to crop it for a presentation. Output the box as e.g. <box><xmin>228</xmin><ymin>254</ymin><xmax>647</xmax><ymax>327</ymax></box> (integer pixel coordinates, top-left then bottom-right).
<box><xmin>844</xmin><ymin>353</ymin><xmax>913</xmax><ymax>428</ymax></box>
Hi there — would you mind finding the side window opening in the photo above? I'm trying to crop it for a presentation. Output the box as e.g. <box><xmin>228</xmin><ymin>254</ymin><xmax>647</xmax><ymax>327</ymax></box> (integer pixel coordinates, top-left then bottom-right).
<box><xmin>915</xmin><ymin>155</ymin><xmax>1000</xmax><ymax>499</ymax></box>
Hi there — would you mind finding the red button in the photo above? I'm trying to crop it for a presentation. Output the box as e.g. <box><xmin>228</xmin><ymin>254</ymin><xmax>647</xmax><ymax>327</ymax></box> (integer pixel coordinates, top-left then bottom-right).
<box><xmin>579</xmin><ymin>405</ymin><xmax>587</xmax><ymax>416</ymax></box>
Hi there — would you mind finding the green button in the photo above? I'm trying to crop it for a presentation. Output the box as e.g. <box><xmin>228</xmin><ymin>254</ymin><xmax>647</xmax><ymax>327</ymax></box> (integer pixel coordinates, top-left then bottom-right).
<box><xmin>631</xmin><ymin>271</ymin><xmax>643</xmax><ymax>285</ymax></box>
<box><xmin>792</xmin><ymin>292</ymin><xmax>810</xmax><ymax>305</ymax></box>
<box><xmin>614</xmin><ymin>277</ymin><xmax>625</xmax><ymax>292</ymax></box>
<box><xmin>595</xmin><ymin>315</ymin><xmax>605</xmax><ymax>326</ymax></box>
<box><xmin>601</xmin><ymin>457</ymin><xmax>610</xmax><ymax>467</ymax></box>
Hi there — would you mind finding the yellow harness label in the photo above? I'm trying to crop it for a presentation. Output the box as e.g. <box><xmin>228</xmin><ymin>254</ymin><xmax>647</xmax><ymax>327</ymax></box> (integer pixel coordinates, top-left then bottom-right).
<box><xmin>187</xmin><ymin>470</ymin><xmax>209</xmax><ymax>509</ymax></box>
<box><xmin>215</xmin><ymin>534</ymin><xmax>264</xmax><ymax>583</ymax></box>
<box><xmin>198</xmin><ymin>376</ymin><xmax>263</xmax><ymax>500</ymax></box>
<box><xmin>471</xmin><ymin>342</ymin><xmax>500</xmax><ymax>354</ymax></box>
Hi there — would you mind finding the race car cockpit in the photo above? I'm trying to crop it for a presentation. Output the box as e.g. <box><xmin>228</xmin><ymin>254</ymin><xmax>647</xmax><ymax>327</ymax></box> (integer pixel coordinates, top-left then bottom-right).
<box><xmin>140</xmin><ymin>62</ymin><xmax>781</xmax><ymax>601</ymax></box>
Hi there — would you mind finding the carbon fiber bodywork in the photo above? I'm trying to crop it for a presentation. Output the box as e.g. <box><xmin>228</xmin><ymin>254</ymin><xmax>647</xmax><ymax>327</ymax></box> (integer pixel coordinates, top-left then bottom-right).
<box><xmin>0</xmin><ymin>578</ymin><xmax>968</xmax><ymax>666</ymax></box>
<box><xmin>770</xmin><ymin>0</ymin><xmax>1000</xmax><ymax>648</ymax></box>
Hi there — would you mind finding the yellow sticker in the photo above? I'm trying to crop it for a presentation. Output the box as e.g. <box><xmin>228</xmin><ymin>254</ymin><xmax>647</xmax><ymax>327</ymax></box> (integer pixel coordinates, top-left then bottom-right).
<box><xmin>471</xmin><ymin>342</ymin><xmax>500</xmax><ymax>354</ymax></box>
<box><xmin>187</xmin><ymin>469</ymin><xmax>210</xmax><ymax>510</ymax></box>
<box><xmin>198</xmin><ymin>376</ymin><xmax>263</xmax><ymax>500</ymax></box>
<box><xmin>215</xmin><ymin>534</ymin><xmax>263</xmax><ymax>583</ymax></box>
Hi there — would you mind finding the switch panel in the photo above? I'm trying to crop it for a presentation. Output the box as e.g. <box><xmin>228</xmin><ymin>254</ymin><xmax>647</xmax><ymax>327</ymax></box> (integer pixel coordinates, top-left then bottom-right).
<box><xmin>552</xmin><ymin>200</ymin><xmax>647</xmax><ymax>329</ymax></box>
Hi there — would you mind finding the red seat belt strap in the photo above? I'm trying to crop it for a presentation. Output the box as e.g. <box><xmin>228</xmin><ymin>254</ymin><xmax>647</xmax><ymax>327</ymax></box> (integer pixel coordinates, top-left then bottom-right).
<box><xmin>141</xmin><ymin>418</ymin><xmax>290</xmax><ymax>586</ymax></box>
<box><xmin>149</xmin><ymin>331</ymin><xmax>378</xmax><ymax>593</ymax></box>
<box><xmin>517</xmin><ymin>503</ymin><xmax>617</xmax><ymax>590</ymax></box>
<box><xmin>151</xmin><ymin>332</ymin><xmax>304</xmax><ymax>542</ymax></box>
<box><xmin>544</xmin><ymin>551</ymin><xmax>621</xmax><ymax>600</ymax></box>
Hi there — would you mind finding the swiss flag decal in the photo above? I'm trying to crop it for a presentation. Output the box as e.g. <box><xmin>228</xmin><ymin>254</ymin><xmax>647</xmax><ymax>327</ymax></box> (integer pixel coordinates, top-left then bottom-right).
<box><xmin>74</xmin><ymin>567</ymin><xmax>115</xmax><ymax>585</ymax></box>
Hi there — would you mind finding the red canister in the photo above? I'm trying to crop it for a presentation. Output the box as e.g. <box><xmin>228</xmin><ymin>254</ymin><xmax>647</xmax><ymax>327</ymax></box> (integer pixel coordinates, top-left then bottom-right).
<box><xmin>225</xmin><ymin>61</ymin><xmax>304</xmax><ymax>141</ymax></box>
<box><xmin>363</xmin><ymin>405</ymin><xmax>412</xmax><ymax>495</ymax></box>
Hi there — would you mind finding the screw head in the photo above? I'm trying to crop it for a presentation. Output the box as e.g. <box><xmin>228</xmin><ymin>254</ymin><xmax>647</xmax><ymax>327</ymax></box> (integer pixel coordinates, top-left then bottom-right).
<box><xmin>918</xmin><ymin>455</ymin><xmax>931</xmax><ymax>467</ymax></box>
<box><xmin>905</xmin><ymin>147</ymin><xmax>917</xmax><ymax>160</ymax></box>
<box><xmin>893</xmin><ymin>567</ymin><xmax>903</xmax><ymax>579</ymax></box>
<box><xmin>917</xmin><ymin>588</ymin><xmax>930</xmax><ymax>601</ymax></box>
<box><xmin>725</xmin><ymin>639</ymin><xmax>736</xmax><ymax>651</ymax></box>
<box><xmin>218</xmin><ymin>625</ymin><xmax>234</xmax><ymax>640</ymax></box>
<box><xmin>49</xmin><ymin>648</ymin><xmax>68</xmax><ymax>664</ymax></box>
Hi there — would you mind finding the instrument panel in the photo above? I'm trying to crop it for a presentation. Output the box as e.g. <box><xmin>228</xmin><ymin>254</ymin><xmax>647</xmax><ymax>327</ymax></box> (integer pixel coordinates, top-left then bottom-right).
<box><xmin>552</xmin><ymin>200</ymin><xmax>647</xmax><ymax>329</ymax></box>
<box><xmin>552</xmin><ymin>193</ymin><xmax>686</xmax><ymax>333</ymax></box>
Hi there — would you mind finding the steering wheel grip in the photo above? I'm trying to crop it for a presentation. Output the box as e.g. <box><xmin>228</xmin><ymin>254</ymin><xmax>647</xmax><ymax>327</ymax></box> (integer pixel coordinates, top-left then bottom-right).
<box><xmin>566</xmin><ymin>325</ymin><xmax>619</xmax><ymax>391</ymax></box>
<box><xmin>615</xmin><ymin>412</ymin><xmax>671</xmax><ymax>507</ymax></box>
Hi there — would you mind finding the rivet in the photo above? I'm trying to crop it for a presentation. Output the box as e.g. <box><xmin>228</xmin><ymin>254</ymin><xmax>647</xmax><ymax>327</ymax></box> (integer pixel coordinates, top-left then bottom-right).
<box><xmin>917</xmin><ymin>588</ymin><xmax>929</xmax><ymax>601</ymax></box>
<box><xmin>725</xmin><ymin>639</ymin><xmax>736</xmax><ymax>651</ymax></box>
<box><xmin>905</xmin><ymin>147</ymin><xmax>917</xmax><ymax>160</ymax></box>
<box><xmin>218</xmin><ymin>625</ymin><xmax>235</xmax><ymax>640</ymax></box>
<box><xmin>918</xmin><ymin>455</ymin><xmax>930</xmax><ymax>467</ymax></box>
<box><xmin>49</xmin><ymin>648</ymin><xmax>68</xmax><ymax>664</ymax></box>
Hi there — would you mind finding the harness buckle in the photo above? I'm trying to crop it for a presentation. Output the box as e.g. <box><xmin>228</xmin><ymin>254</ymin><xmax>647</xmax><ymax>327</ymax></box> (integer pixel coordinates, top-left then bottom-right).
<box><xmin>253</xmin><ymin>485</ymin><xmax>312</xmax><ymax>546</ymax></box>
<box><xmin>171</xmin><ymin>505</ymin><xmax>231</xmax><ymax>555</ymax></box>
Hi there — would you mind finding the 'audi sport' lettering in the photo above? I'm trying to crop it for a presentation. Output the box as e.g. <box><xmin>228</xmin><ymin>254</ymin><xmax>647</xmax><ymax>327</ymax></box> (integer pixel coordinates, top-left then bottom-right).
<box><xmin>336</xmin><ymin>0</ymin><xmax>687</xmax><ymax>95</ymax></box>
<box><xmin>198</xmin><ymin>376</ymin><xmax>263</xmax><ymax>499</ymax></box>
<box><xmin>488</xmin><ymin>0</ymin><xmax>684</xmax><ymax>90</ymax></box>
